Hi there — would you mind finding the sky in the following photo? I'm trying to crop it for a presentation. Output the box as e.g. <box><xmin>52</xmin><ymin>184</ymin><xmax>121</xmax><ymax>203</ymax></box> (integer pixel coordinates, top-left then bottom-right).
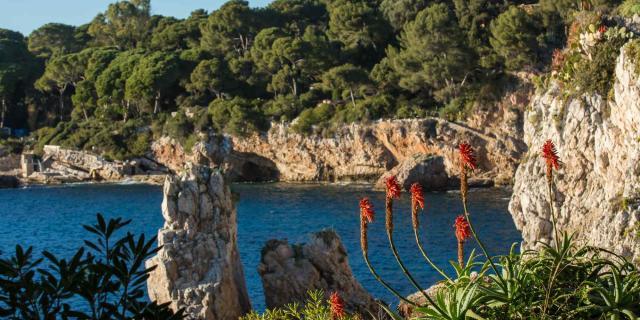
<box><xmin>0</xmin><ymin>0</ymin><xmax>272</xmax><ymax>36</ymax></box>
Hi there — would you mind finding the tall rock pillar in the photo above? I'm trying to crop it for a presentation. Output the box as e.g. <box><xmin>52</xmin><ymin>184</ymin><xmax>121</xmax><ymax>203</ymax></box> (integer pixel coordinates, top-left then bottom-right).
<box><xmin>146</xmin><ymin>163</ymin><xmax>251</xmax><ymax>319</ymax></box>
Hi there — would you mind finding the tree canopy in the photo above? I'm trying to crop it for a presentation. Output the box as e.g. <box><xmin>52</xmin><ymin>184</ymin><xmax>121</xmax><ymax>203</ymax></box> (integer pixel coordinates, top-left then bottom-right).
<box><xmin>0</xmin><ymin>0</ymin><xmax>616</xmax><ymax>156</ymax></box>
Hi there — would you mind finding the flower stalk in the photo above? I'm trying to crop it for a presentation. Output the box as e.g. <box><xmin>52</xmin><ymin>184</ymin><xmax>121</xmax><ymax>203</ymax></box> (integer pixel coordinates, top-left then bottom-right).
<box><xmin>542</xmin><ymin>139</ymin><xmax>561</xmax><ymax>247</ymax></box>
<box><xmin>384</xmin><ymin>177</ymin><xmax>431</xmax><ymax>299</ymax></box>
<box><xmin>458</xmin><ymin>143</ymin><xmax>504</xmax><ymax>285</ymax></box>
<box><xmin>410</xmin><ymin>183</ymin><xmax>451</xmax><ymax>282</ymax></box>
<box><xmin>454</xmin><ymin>215</ymin><xmax>471</xmax><ymax>268</ymax></box>
<box><xmin>359</xmin><ymin>197</ymin><xmax>415</xmax><ymax>305</ymax></box>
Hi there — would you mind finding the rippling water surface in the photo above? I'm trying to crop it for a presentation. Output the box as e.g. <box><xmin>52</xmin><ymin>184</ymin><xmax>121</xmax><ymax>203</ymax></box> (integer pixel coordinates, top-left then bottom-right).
<box><xmin>0</xmin><ymin>183</ymin><xmax>521</xmax><ymax>312</ymax></box>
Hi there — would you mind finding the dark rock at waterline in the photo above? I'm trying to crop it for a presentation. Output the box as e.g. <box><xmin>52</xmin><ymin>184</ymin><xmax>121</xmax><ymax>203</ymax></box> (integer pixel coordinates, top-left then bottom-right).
<box><xmin>0</xmin><ymin>175</ymin><xmax>19</xmax><ymax>188</ymax></box>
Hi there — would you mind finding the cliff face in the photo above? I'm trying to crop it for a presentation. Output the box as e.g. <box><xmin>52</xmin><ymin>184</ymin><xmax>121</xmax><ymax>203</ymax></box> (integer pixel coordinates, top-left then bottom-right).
<box><xmin>509</xmin><ymin>45</ymin><xmax>640</xmax><ymax>262</ymax></box>
<box><xmin>230</xmin><ymin>114</ymin><xmax>527</xmax><ymax>187</ymax></box>
<box><xmin>146</xmin><ymin>163</ymin><xmax>251</xmax><ymax>319</ymax></box>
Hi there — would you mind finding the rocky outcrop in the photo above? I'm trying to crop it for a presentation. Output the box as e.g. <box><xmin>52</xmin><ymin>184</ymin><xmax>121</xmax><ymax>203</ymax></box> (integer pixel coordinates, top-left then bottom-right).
<box><xmin>0</xmin><ymin>152</ymin><xmax>20</xmax><ymax>174</ymax></box>
<box><xmin>42</xmin><ymin>145</ymin><xmax>134</xmax><ymax>180</ymax></box>
<box><xmin>258</xmin><ymin>230</ymin><xmax>379</xmax><ymax>316</ymax></box>
<box><xmin>509</xmin><ymin>44</ymin><xmax>640</xmax><ymax>263</ymax></box>
<box><xmin>374</xmin><ymin>154</ymin><xmax>450</xmax><ymax>191</ymax></box>
<box><xmin>146</xmin><ymin>163</ymin><xmax>251</xmax><ymax>319</ymax></box>
<box><xmin>231</xmin><ymin>116</ymin><xmax>527</xmax><ymax>186</ymax></box>
<box><xmin>150</xmin><ymin>135</ymin><xmax>231</xmax><ymax>173</ymax></box>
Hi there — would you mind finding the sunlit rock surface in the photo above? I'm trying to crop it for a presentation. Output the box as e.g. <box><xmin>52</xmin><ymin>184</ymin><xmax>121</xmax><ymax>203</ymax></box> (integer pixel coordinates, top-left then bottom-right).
<box><xmin>146</xmin><ymin>163</ymin><xmax>251</xmax><ymax>319</ymax></box>
<box><xmin>510</xmin><ymin>44</ymin><xmax>640</xmax><ymax>263</ymax></box>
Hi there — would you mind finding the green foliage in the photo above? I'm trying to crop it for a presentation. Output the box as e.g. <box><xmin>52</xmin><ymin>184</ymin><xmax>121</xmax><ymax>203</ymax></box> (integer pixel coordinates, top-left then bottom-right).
<box><xmin>619</xmin><ymin>0</ymin><xmax>640</xmax><ymax>17</ymax></box>
<box><xmin>0</xmin><ymin>0</ymin><xmax>633</xmax><ymax>160</ymax></box>
<box><xmin>380</xmin><ymin>0</ymin><xmax>430</xmax><ymax>31</ymax></box>
<box><xmin>28</xmin><ymin>23</ymin><xmax>82</xmax><ymax>59</ymax></box>
<box><xmin>88</xmin><ymin>0</ymin><xmax>151</xmax><ymax>49</ymax></box>
<box><xmin>327</xmin><ymin>0</ymin><xmax>392</xmax><ymax>65</ymax></box>
<box><xmin>209</xmin><ymin>98</ymin><xmax>268</xmax><ymax>136</ymax></box>
<box><xmin>241</xmin><ymin>290</ymin><xmax>358</xmax><ymax>320</ymax></box>
<box><xmin>490</xmin><ymin>7</ymin><xmax>541</xmax><ymax>70</ymax></box>
<box><xmin>389</xmin><ymin>3</ymin><xmax>473</xmax><ymax>104</ymax></box>
<box><xmin>555</xmin><ymin>23</ymin><xmax>634</xmax><ymax>97</ymax></box>
<box><xmin>0</xmin><ymin>138</ymin><xmax>24</xmax><ymax>154</ymax></box>
<box><xmin>0</xmin><ymin>214</ymin><xmax>184</xmax><ymax>319</ymax></box>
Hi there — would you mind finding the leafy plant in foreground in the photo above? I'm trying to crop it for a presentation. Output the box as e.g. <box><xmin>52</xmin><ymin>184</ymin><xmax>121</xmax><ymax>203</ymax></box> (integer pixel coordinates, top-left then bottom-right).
<box><xmin>358</xmin><ymin>140</ymin><xmax>640</xmax><ymax>320</ymax></box>
<box><xmin>0</xmin><ymin>213</ymin><xmax>184</xmax><ymax>319</ymax></box>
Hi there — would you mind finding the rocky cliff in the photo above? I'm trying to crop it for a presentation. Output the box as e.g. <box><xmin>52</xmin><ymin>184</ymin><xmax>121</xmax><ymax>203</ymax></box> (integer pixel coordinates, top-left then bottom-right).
<box><xmin>146</xmin><ymin>163</ymin><xmax>251</xmax><ymax>319</ymax></box>
<box><xmin>258</xmin><ymin>230</ymin><xmax>380</xmax><ymax>316</ymax></box>
<box><xmin>228</xmin><ymin>77</ymin><xmax>531</xmax><ymax>186</ymax></box>
<box><xmin>509</xmin><ymin>44</ymin><xmax>640</xmax><ymax>263</ymax></box>
<box><xmin>230</xmin><ymin>116</ymin><xmax>527</xmax><ymax>188</ymax></box>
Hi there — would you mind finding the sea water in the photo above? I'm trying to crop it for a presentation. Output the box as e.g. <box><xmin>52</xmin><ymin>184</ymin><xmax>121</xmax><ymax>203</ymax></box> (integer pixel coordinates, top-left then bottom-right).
<box><xmin>0</xmin><ymin>183</ymin><xmax>521</xmax><ymax>312</ymax></box>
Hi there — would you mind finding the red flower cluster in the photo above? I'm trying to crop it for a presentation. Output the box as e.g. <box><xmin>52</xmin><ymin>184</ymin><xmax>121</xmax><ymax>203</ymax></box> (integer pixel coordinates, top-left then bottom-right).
<box><xmin>454</xmin><ymin>215</ymin><xmax>472</xmax><ymax>242</ymax></box>
<box><xmin>410</xmin><ymin>183</ymin><xmax>425</xmax><ymax>209</ymax></box>
<box><xmin>386</xmin><ymin>176</ymin><xmax>401</xmax><ymax>199</ymax></box>
<box><xmin>542</xmin><ymin>140</ymin><xmax>561</xmax><ymax>171</ymax></box>
<box><xmin>330</xmin><ymin>292</ymin><xmax>346</xmax><ymax>319</ymax></box>
<box><xmin>359</xmin><ymin>198</ymin><xmax>375</xmax><ymax>223</ymax></box>
<box><xmin>598</xmin><ymin>25</ymin><xmax>607</xmax><ymax>34</ymax></box>
<box><xmin>459</xmin><ymin>143</ymin><xmax>478</xmax><ymax>170</ymax></box>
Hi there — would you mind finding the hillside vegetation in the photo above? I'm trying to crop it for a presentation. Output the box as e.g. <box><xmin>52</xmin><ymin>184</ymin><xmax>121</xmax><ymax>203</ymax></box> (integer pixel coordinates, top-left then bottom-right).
<box><xmin>0</xmin><ymin>0</ymin><xmax>633</xmax><ymax>159</ymax></box>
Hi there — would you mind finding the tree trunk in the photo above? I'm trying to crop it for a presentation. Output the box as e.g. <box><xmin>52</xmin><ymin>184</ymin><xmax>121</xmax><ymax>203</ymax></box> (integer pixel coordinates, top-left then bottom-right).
<box><xmin>58</xmin><ymin>91</ymin><xmax>65</xmax><ymax>121</ymax></box>
<box><xmin>153</xmin><ymin>92</ymin><xmax>161</xmax><ymax>114</ymax></box>
<box><xmin>350</xmin><ymin>89</ymin><xmax>356</xmax><ymax>108</ymax></box>
<box><xmin>0</xmin><ymin>98</ymin><xmax>6</xmax><ymax>128</ymax></box>
<box><xmin>292</xmin><ymin>77</ymin><xmax>298</xmax><ymax>96</ymax></box>
<box><xmin>124</xmin><ymin>100</ymin><xmax>130</xmax><ymax>123</ymax></box>
<box><xmin>83</xmin><ymin>108</ymin><xmax>89</xmax><ymax>122</ymax></box>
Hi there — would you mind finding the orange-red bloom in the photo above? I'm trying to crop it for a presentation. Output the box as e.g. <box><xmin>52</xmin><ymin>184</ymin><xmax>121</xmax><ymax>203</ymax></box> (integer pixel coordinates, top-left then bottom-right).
<box><xmin>454</xmin><ymin>216</ymin><xmax>472</xmax><ymax>242</ymax></box>
<box><xmin>330</xmin><ymin>292</ymin><xmax>346</xmax><ymax>319</ymax></box>
<box><xmin>598</xmin><ymin>25</ymin><xmax>607</xmax><ymax>34</ymax></box>
<box><xmin>359</xmin><ymin>197</ymin><xmax>375</xmax><ymax>223</ymax></box>
<box><xmin>386</xmin><ymin>176</ymin><xmax>401</xmax><ymax>199</ymax></box>
<box><xmin>542</xmin><ymin>140</ymin><xmax>561</xmax><ymax>171</ymax></box>
<box><xmin>459</xmin><ymin>143</ymin><xmax>478</xmax><ymax>170</ymax></box>
<box><xmin>410</xmin><ymin>183</ymin><xmax>425</xmax><ymax>209</ymax></box>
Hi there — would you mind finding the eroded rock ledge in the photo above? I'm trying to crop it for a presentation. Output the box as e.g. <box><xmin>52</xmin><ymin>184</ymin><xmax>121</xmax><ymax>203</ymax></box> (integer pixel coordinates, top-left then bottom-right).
<box><xmin>258</xmin><ymin>230</ymin><xmax>380</xmax><ymax>317</ymax></box>
<box><xmin>510</xmin><ymin>43</ymin><xmax>640</xmax><ymax>263</ymax></box>
<box><xmin>229</xmin><ymin>116</ymin><xmax>527</xmax><ymax>188</ymax></box>
<box><xmin>146</xmin><ymin>163</ymin><xmax>251</xmax><ymax>319</ymax></box>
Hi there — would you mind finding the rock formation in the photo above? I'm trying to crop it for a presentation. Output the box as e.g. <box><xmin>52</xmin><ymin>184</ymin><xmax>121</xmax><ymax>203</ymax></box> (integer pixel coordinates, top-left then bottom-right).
<box><xmin>146</xmin><ymin>164</ymin><xmax>251</xmax><ymax>319</ymax></box>
<box><xmin>150</xmin><ymin>135</ymin><xmax>231</xmax><ymax>173</ymax></box>
<box><xmin>510</xmin><ymin>44</ymin><xmax>640</xmax><ymax>263</ymax></box>
<box><xmin>374</xmin><ymin>154</ymin><xmax>450</xmax><ymax>191</ymax></box>
<box><xmin>230</xmin><ymin>114</ymin><xmax>528</xmax><ymax>186</ymax></box>
<box><xmin>258</xmin><ymin>230</ymin><xmax>379</xmax><ymax>316</ymax></box>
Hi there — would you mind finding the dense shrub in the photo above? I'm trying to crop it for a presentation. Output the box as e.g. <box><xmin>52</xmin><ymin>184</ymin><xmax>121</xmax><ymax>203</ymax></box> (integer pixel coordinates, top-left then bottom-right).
<box><xmin>241</xmin><ymin>291</ymin><xmax>359</xmax><ymax>320</ymax></box>
<box><xmin>619</xmin><ymin>0</ymin><xmax>640</xmax><ymax>17</ymax></box>
<box><xmin>0</xmin><ymin>214</ymin><xmax>184</xmax><ymax>319</ymax></box>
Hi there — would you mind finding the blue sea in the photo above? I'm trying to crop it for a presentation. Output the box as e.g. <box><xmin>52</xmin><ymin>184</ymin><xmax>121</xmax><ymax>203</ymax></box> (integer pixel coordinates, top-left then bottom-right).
<box><xmin>0</xmin><ymin>183</ymin><xmax>521</xmax><ymax>312</ymax></box>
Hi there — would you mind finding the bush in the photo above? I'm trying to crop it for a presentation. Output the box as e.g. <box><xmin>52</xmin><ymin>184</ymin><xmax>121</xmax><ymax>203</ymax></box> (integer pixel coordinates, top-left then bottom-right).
<box><xmin>0</xmin><ymin>214</ymin><xmax>184</xmax><ymax>319</ymax></box>
<box><xmin>0</xmin><ymin>138</ymin><xmax>24</xmax><ymax>154</ymax></box>
<box><xmin>618</xmin><ymin>0</ymin><xmax>640</xmax><ymax>17</ymax></box>
<box><xmin>209</xmin><ymin>98</ymin><xmax>268</xmax><ymax>137</ymax></box>
<box><xmin>241</xmin><ymin>291</ymin><xmax>358</xmax><ymax>320</ymax></box>
<box><xmin>490</xmin><ymin>6</ymin><xmax>541</xmax><ymax>70</ymax></box>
